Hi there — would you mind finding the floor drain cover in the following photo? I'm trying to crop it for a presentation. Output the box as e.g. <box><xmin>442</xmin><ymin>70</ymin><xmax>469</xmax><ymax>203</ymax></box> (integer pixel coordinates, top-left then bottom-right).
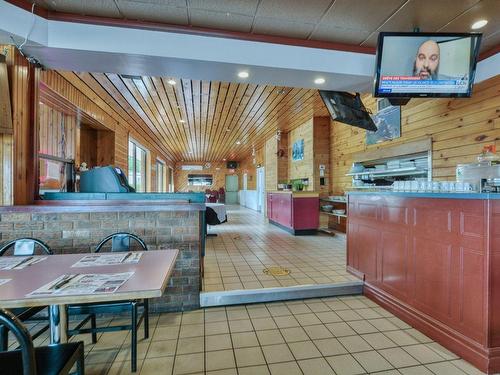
<box><xmin>263</xmin><ymin>266</ymin><xmax>291</xmax><ymax>276</ymax></box>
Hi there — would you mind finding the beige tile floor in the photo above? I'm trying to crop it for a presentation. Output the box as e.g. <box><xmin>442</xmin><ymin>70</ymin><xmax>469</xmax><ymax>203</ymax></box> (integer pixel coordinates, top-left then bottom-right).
<box><xmin>203</xmin><ymin>205</ymin><xmax>358</xmax><ymax>292</ymax></box>
<box><xmin>19</xmin><ymin>295</ymin><xmax>485</xmax><ymax>374</ymax></box>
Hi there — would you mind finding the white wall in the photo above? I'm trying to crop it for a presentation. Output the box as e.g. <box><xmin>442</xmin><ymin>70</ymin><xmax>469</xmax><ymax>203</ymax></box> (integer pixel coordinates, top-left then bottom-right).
<box><xmin>239</xmin><ymin>190</ymin><xmax>258</xmax><ymax>211</ymax></box>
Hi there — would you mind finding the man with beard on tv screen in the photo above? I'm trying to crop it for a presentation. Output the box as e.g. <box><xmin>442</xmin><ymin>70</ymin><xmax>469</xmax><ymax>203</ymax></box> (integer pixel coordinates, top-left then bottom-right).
<box><xmin>413</xmin><ymin>39</ymin><xmax>443</xmax><ymax>80</ymax></box>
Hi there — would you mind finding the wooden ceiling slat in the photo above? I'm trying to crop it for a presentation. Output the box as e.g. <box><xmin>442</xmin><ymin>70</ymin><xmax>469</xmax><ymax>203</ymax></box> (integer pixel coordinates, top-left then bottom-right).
<box><xmin>206</xmin><ymin>81</ymin><xmax>230</xmax><ymax>161</ymax></box>
<box><xmin>128</xmin><ymin>77</ymin><xmax>174</xmax><ymax>151</ymax></box>
<box><xmin>60</xmin><ymin>69</ymin><xmax>330</xmax><ymax>162</ymax></box>
<box><xmin>119</xmin><ymin>76</ymin><xmax>181</xmax><ymax>159</ymax></box>
<box><xmin>204</xmin><ymin>81</ymin><xmax>220</xmax><ymax>160</ymax></box>
<box><xmin>150</xmin><ymin>77</ymin><xmax>189</xmax><ymax>160</ymax></box>
<box><xmin>210</xmin><ymin>84</ymin><xmax>248</xmax><ymax>159</ymax></box>
<box><xmin>141</xmin><ymin>76</ymin><xmax>184</xmax><ymax>157</ymax></box>
<box><xmin>200</xmin><ymin>81</ymin><xmax>210</xmax><ymax>160</ymax></box>
<box><xmin>160</xmin><ymin>78</ymin><xmax>193</xmax><ymax>161</ymax></box>
<box><xmin>97</xmin><ymin>73</ymin><xmax>177</xmax><ymax>161</ymax></box>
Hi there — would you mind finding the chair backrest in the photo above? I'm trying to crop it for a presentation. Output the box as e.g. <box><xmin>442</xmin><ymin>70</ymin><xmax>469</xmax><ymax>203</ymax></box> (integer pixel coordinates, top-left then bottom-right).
<box><xmin>0</xmin><ymin>238</ymin><xmax>53</xmax><ymax>257</ymax></box>
<box><xmin>0</xmin><ymin>308</ymin><xmax>36</xmax><ymax>375</ymax></box>
<box><xmin>95</xmin><ymin>232</ymin><xmax>148</xmax><ymax>253</ymax></box>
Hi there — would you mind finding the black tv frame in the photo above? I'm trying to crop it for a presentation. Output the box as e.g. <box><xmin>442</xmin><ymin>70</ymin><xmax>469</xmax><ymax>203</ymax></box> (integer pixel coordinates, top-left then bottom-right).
<box><xmin>373</xmin><ymin>32</ymin><xmax>482</xmax><ymax>99</ymax></box>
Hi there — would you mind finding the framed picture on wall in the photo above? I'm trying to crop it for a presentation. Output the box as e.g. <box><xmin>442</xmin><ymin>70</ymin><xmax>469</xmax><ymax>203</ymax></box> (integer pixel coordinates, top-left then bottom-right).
<box><xmin>292</xmin><ymin>139</ymin><xmax>304</xmax><ymax>161</ymax></box>
<box><xmin>366</xmin><ymin>98</ymin><xmax>401</xmax><ymax>145</ymax></box>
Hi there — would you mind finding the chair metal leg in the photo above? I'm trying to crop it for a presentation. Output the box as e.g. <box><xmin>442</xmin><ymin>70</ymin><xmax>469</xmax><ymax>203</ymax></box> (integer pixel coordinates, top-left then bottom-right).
<box><xmin>143</xmin><ymin>299</ymin><xmax>149</xmax><ymax>339</ymax></box>
<box><xmin>131</xmin><ymin>302</ymin><xmax>138</xmax><ymax>372</ymax></box>
<box><xmin>90</xmin><ymin>314</ymin><xmax>97</xmax><ymax>344</ymax></box>
<box><xmin>77</xmin><ymin>344</ymin><xmax>85</xmax><ymax>375</ymax></box>
<box><xmin>0</xmin><ymin>325</ymin><xmax>8</xmax><ymax>351</ymax></box>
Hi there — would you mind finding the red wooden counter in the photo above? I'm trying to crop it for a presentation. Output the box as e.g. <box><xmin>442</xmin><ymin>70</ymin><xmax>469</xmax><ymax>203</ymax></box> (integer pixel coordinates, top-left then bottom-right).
<box><xmin>347</xmin><ymin>192</ymin><xmax>500</xmax><ymax>374</ymax></box>
<box><xmin>267</xmin><ymin>191</ymin><xmax>319</xmax><ymax>235</ymax></box>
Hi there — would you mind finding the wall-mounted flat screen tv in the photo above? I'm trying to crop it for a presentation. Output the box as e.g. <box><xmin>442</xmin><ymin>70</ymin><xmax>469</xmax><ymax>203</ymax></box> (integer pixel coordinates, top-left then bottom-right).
<box><xmin>319</xmin><ymin>91</ymin><xmax>377</xmax><ymax>132</ymax></box>
<box><xmin>373</xmin><ymin>32</ymin><xmax>482</xmax><ymax>98</ymax></box>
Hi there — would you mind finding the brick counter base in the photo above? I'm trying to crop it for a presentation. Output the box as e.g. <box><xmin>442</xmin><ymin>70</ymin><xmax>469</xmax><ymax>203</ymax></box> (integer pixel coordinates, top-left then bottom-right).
<box><xmin>0</xmin><ymin>210</ymin><xmax>201</xmax><ymax>312</ymax></box>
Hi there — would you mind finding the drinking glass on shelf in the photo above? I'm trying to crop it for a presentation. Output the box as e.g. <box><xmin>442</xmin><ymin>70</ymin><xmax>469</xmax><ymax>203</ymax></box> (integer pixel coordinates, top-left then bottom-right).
<box><xmin>440</xmin><ymin>181</ymin><xmax>450</xmax><ymax>192</ymax></box>
<box><xmin>432</xmin><ymin>181</ymin><xmax>440</xmax><ymax>192</ymax></box>
<box><xmin>410</xmin><ymin>181</ymin><xmax>419</xmax><ymax>192</ymax></box>
<box><xmin>404</xmin><ymin>181</ymin><xmax>411</xmax><ymax>192</ymax></box>
<box><xmin>425</xmin><ymin>181</ymin><xmax>433</xmax><ymax>192</ymax></box>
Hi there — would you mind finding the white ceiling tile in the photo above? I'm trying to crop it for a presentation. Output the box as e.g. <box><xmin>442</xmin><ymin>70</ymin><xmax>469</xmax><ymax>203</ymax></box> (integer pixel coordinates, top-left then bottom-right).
<box><xmin>252</xmin><ymin>17</ymin><xmax>315</xmax><ymax>39</ymax></box>
<box><xmin>188</xmin><ymin>0</ymin><xmax>260</xmax><ymax>16</ymax></box>
<box><xmin>438</xmin><ymin>0</ymin><xmax>500</xmax><ymax>39</ymax></box>
<box><xmin>310</xmin><ymin>25</ymin><xmax>371</xmax><ymax>45</ymax></box>
<box><xmin>256</xmin><ymin>0</ymin><xmax>332</xmax><ymax>23</ymax></box>
<box><xmin>190</xmin><ymin>9</ymin><xmax>254</xmax><ymax>32</ymax></box>
<box><xmin>320</xmin><ymin>0</ymin><xmax>406</xmax><ymax>32</ymax></box>
<box><xmin>117</xmin><ymin>1</ymin><xmax>189</xmax><ymax>24</ymax></box>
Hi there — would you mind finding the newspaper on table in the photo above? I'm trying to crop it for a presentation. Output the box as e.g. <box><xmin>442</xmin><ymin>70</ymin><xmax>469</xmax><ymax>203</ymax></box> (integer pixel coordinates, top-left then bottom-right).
<box><xmin>27</xmin><ymin>272</ymin><xmax>134</xmax><ymax>297</ymax></box>
<box><xmin>71</xmin><ymin>252</ymin><xmax>143</xmax><ymax>268</ymax></box>
<box><xmin>0</xmin><ymin>256</ymin><xmax>48</xmax><ymax>270</ymax></box>
<box><xmin>0</xmin><ymin>279</ymin><xmax>11</xmax><ymax>286</ymax></box>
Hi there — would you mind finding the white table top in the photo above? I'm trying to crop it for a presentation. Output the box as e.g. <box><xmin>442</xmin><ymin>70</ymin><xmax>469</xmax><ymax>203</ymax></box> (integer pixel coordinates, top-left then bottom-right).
<box><xmin>0</xmin><ymin>250</ymin><xmax>178</xmax><ymax>308</ymax></box>
<box><xmin>206</xmin><ymin>203</ymin><xmax>227</xmax><ymax>222</ymax></box>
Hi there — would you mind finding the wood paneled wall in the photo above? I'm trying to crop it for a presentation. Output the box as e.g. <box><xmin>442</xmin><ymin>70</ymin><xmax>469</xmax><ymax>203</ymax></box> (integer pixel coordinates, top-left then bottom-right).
<box><xmin>174</xmin><ymin>162</ymin><xmax>239</xmax><ymax>192</ymax></box>
<box><xmin>0</xmin><ymin>133</ymin><xmax>13</xmax><ymax>205</ymax></box>
<box><xmin>38</xmin><ymin>102</ymin><xmax>77</xmax><ymax>159</ymax></box>
<box><xmin>313</xmin><ymin>117</ymin><xmax>331</xmax><ymax>197</ymax></box>
<box><xmin>265</xmin><ymin>137</ymin><xmax>278</xmax><ymax>191</ymax></box>
<box><xmin>330</xmin><ymin>74</ymin><xmax>500</xmax><ymax>193</ymax></box>
<box><xmin>39</xmin><ymin>70</ymin><xmax>174</xmax><ymax>193</ymax></box>
<box><xmin>1</xmin><ymin>45</ymin><xmax>36</xmax><ymax>205</ymax></box>
<box><xmin>278</xmin><ymin>133</ymin><xmax>289</xmax><ymax>185</ymax></box>
<box><xmin>239</xmin><ymin>146</ymin><xmax>264</xmax><ymax>190</ymax></box>
<box><xmin>288</xmin><ymin>119</ymin><xmax>314</xmax><ymax>190</ymax></box>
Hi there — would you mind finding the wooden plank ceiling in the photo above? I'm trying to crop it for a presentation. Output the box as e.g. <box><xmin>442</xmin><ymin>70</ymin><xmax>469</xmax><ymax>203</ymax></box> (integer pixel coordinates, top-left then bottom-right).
<box><xmin>64</xmin><ymin>72</ymin><xmax>329</xmax><ymax>162</ymax></box>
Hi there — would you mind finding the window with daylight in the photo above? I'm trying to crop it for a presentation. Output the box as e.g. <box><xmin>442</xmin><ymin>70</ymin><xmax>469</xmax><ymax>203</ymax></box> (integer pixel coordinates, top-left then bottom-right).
<box><xmin>128</xmin><ymin>139</ymin><xmax>148</xmax><ymax>192</ymax></box>
<box><xmin>156</xmin><ymin>159</ymin><xmax>166</xmax><ymax>192</ymax></box>
<box><xmin>188</xmin><ymin>174</ymin><xmax>213</xmax><ymax>186</ymax></box>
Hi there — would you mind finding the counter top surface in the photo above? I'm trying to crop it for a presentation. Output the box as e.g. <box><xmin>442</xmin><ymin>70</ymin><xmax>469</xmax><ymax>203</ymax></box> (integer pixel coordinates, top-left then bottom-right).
<box><xmin>0</xmin><ymin>200</ymin><xmax>206</xmax><ymax>213</ymax></box>
<box><xmin>347</xmin><ymin>191</ymin><xmax>500</xmax><ymax>200</ymax></box>
<box><xmin>268</xmin><ymin>191</ymin><xmax>319</xmax><ymax>197</ymax></box>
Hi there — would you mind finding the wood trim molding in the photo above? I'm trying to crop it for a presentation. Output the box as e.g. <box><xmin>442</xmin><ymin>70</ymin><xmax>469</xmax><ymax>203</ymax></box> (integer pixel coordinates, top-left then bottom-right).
<box><xmin>363</xmin><ymin>283</ymin><xmax>494</xmax><ymax>373</ymax></box>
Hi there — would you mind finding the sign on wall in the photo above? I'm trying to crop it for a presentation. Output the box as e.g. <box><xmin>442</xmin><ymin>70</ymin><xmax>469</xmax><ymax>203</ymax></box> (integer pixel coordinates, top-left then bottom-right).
<box><xmin>366</xmin><ymin>98</ymin><xmax>401</xmax><ymax>145</ymax></box>
<box><xmin>292</xmin><ymin>139</ymin><xmax>304</xmax><ymax>161</ymax></box>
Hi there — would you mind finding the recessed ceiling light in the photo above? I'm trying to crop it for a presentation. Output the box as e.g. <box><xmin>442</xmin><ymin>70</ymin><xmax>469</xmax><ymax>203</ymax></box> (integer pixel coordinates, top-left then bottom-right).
<box><xmin>238</xmin><ymin>71</ymin><xmax>249</xmax><ymax>79</ymax></box>
<box><xmin>188</xmin><ymin>151</ymin><xmax>193</xmax><ymax>155</ymax></box>
<box><xmin>314</xmin><ymin>77</ymin><xmax>325</xmax><ymax>85</ymax></box>
<box><xmin>471</xmin><ymin>19</ymin><xmax>488</xmax><ymax>29</ymax></box>
<box><xmin>226</xmin><ymin>128</ymin><xmax>231</xmax><ymax>132</ymax></box>
<box><xmin>179</xmin><ymin>119</ymin><xmax>186</xmax><ymax>123</ymax></box>
<box><xmin>236</xmin><ymin>141</ymin><xmax>241</xmax><ymax>145</ymax></box>
<box><xmin>222</xmin><ymin>158</ymin><xmax>226</xmax><ymax>161</ymax></box>
<box><xmin>167</xmin><ymin>79</ymin><xmax>176</xmax><ymax>85</ymax></box>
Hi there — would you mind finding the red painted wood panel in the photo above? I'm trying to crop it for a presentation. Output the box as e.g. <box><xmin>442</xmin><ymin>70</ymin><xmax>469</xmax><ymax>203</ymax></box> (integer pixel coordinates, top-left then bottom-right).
<box><xmin>267</xmin><ymin>193</ymin><xmax>318</xmax><ymax>231</ymax></box>
<box><xmin>348</xmin><ymin>194</ymin><xmax>495</xmax><ymax>373</ymax></box>
<box><xmin>292</xmin><ymin>197</ymin><xmax>319</xmax><ymax>230</ymax></box>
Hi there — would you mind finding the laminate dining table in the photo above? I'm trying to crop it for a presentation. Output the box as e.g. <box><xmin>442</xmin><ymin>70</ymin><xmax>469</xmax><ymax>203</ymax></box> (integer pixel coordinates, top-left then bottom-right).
<box><xmin>0</xmin><ymin>249</ymin><xmax>178</xmax><ymax>344</ymax></box>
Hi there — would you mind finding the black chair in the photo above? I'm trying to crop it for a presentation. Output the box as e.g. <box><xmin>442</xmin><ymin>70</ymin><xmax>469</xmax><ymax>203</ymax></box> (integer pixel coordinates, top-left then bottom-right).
<box><xmin>0</xmin><ymin>308</ymin><xmax>84</xmax><ymax>375</ymax></box>
<box><xmin>0</xmin><ymin>238</ymin><xmax>53</xmax><ymax>352</ymax></box>
<box><xmin>66</xmin><ymin>233</ymin><xmax>149</xmax><ymax>372</ymax></box>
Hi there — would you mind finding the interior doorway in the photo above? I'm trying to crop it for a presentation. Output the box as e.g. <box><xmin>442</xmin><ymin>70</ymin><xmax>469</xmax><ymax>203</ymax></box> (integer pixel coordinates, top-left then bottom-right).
<box><xmin>256</xmin><ymin>167</ymin><xmax>265</xmax><ymax>214</ymax></box>
<box><xmin>225</xmin><ymin>175</ymin><xmax>239</xmax><ymax>204</ymax></box>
